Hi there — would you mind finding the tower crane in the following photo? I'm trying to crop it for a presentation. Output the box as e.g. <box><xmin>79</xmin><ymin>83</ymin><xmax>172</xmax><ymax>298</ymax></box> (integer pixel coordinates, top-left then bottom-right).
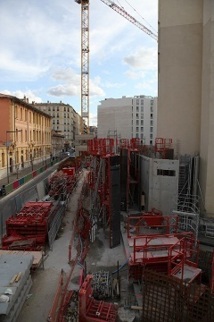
<box><xmin>75</xmin><ymin>0</ymin><xmax>158</xmax><ymax>128</ymax></box>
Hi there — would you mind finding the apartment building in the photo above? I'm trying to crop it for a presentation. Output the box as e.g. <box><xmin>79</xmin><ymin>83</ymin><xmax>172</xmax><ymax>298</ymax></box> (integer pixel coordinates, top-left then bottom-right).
<box><xmin>0</xmin><ymin>94</ymin><xmax>51</xmax><ymax>179</ymax></box>
<box><xmin>34</xmin><ymin>101</ymin><xmax>88</xmax><ymax>149</ymax></box>
<box><xmin>97</xmin><ymin>95</ymin><xmax>157</xmax><ymax>145</ymax></box>
<box><xmin>34</xmin><ymin>101</ymin><xmax>75</xmax><ymax>148</ymax></box>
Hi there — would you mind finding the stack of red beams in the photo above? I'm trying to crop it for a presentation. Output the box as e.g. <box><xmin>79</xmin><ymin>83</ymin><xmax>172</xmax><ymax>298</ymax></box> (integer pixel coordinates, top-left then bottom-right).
<box><xmin>2</xmin><ymin>201</ymin><xmax>53</xmax><ymax>250</ymax></box>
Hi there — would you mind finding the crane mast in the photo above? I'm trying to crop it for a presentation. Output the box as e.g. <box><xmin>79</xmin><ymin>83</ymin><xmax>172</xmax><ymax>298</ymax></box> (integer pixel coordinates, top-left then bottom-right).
<box><xmin>75</xmin><ymin>0</ymin><xmax>90</xmax><ymax>128</ymax></box>
<box><xmin>75</xmin><ymin>0</ymin><xmax>158</xmax><ymax>127</ymax></box>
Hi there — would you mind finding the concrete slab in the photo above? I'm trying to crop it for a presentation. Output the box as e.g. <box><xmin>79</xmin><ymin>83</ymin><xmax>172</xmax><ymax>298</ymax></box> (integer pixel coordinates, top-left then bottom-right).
<box><xmin>0</xmin><ymin>254</ymin><xmax>33</xmax><ymax>317</ymax></box>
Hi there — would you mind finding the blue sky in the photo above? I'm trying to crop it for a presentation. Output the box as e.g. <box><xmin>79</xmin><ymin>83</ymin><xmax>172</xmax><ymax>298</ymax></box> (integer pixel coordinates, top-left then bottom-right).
<box><xmin>0</xmin><ymin>0</ymin><xmax>158</xmax><ymax>125</ymax></box>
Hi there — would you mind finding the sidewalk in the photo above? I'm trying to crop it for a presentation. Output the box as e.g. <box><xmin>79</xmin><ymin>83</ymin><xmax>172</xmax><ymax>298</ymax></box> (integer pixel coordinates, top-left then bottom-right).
<box><xmin>0</xmin><ymin>157</ymin><xmax>63</xmax><ymax>197</ymax></box>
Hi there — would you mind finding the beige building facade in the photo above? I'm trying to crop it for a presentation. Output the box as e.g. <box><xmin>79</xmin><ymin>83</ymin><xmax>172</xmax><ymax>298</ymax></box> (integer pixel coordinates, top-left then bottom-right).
<box><xmin>34</xmin><ymin>101</ymin><xmax>87</xmax><ymax>150</ymax></box>
<box><xmin>98</xmin><ymin>96</ymin><xmax>157</xmax><ymax>145</ymax></box>
<box><xmin>34</xmin><ymin>101</ymin><xmax>76</xmax><ymax>149</ymax></box>
<box><xmin>0</xmin><ymin>94</ymin><xmax>51</xmax><ymax>180</ymax></box>
<box><xmin>158</xmin><ymin>0</ymin><xmax>214</xmax><ymax>214</ymax></box>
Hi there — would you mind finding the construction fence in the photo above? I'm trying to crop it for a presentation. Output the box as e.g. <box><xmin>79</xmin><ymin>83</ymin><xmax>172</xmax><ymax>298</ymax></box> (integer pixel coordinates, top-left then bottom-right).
<box><xmin>142</xmin><ymin>269</ymin><xmax>214</xmax><ymax>322</ymax></box>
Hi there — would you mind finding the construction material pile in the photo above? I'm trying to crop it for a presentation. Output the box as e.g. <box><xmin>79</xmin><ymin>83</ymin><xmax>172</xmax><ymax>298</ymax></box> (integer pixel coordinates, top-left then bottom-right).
<box><xmin>49</xmin><ymin>168</ymin><xmax>77</xmax><ymax>199</ymax></box>
<box><xmin>2</xmin><ymin>201</ymin><xmax>58</xmax><ymax>250</ymax></box>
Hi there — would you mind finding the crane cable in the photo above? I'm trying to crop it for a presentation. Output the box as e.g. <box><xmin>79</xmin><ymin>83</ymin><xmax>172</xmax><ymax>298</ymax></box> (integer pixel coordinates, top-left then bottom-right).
<box><xmin>115</xmin><ymin>0</ymin><xmax>157</xmax><ymax>35</ymax></box>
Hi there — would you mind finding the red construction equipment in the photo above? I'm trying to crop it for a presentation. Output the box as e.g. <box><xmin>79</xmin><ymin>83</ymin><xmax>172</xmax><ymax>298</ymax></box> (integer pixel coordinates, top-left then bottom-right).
<box><xmin>128</xmin><ymin>232</ymin><xmax>196</xmax><ymax>281</ymax></box>
<box><xmin>127</xmin><ymin>211</ymin><xmax>179</xmax><ymax>238</ymax></box>
<box><xmin>87</xmin><ymin>138</ymin><xmax>115</xmax><ymax>156</ymax></box>
<box><xmin>2</xmin><ymin>201</ymin><xmax>59</xmax><ymax>250</ymax></box>
<box><xmin>155</xmin><ymin>137</ymin><xmax>173</xmax><ymax>159</ymax></box>
<box><xmin>168</xmin><ymin>236</ymin><xmax>201</xmax><ymax>284</ymax></box>
<box><xmin>79</xmin><ymin>275</ymin><xmax>118</xmax><ymax>322</ymax></box>
<box><xmin>61</xmin><ymin>166</ymin><xmax>75</xmax><ymax>177</ymax></box>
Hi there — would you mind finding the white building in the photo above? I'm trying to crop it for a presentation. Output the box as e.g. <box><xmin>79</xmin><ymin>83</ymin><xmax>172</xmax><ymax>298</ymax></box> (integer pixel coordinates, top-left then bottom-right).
<box><xmin>97</xmin><ymin>95</ymin><xmax>157</xmax><ymax>145</ymax></box>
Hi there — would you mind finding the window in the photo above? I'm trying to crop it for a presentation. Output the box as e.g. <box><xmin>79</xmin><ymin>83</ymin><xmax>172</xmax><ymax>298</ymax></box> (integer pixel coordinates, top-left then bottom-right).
<box><xmin>136</xmin><ymin>113</ymin><xmax>139</xmax><ymax>118</ymax></box>
<box><xmin>136</xmin><ymin>127</ymin><xmax>139</xmax><ymax>132</ymax></box>
<box><xmin>136</xmin><ymin>120</ymin><xmax>139</xmax><ymax>125</ymax></box>
<box><xmin>150</xmin><ymin>127</ymin><xmax>153</xmax><ymax>132</ymax></box>
<box><xmin>157</xmin><ymin>169</ymin><xmax>176</xmax><ymax>176</ymax></box>
<box><xmin>150</xmin><ymin>120</ymin><xmax>153</xmax><ymax>126</ymax></box>
<box><xmin>150</xmin><ymin>113</ymin><xmax>153</xmax><ymax>118</ymax></box>
<box><xmin>141</xmin><ymin>127</ymin><xmax>143</xmax><ymax>131</ymax></box>
<box><xmin>141</xmin><ymin>120</ymin><xmax>144</xmax><ymax>125</ymax></box>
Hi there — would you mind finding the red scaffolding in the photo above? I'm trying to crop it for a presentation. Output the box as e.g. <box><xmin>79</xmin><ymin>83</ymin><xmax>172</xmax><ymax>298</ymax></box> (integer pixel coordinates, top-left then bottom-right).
<box><xmin>127</xmin><ymin>212</ymin><xmax>179</xmax><ymax>238</ymax></box>
<box><xmin>79</xmin><ymin>275</ymin><xmax>118</xmax><ymax>322</ymax></box>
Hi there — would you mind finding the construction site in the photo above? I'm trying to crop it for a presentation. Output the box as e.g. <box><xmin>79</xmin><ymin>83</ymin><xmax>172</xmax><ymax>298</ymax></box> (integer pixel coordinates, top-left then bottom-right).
<box><xmin>0</xmin><ymin>137</ymin><xmax>213</xmax><ymax>322</ymax></box>
<box><xmin>1</xmin><ymin>0</ymin><xmax>214</xmax><ymax>321</ymax></box>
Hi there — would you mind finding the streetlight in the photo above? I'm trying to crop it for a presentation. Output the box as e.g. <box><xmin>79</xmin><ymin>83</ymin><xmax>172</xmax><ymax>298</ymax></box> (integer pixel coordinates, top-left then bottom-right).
<box><xmin>30</xmin><ymin>154</ymin><xmax>34</xmax><ymax>172</ymax></box>
<box><xmin>6</xmin><ymin>129</ymin><xmax>22</xmax><ymax>184</ymax></box>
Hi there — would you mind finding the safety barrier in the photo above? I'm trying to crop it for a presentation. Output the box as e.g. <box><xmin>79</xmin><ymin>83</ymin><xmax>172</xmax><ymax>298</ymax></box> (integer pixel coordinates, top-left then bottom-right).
<box><xmin>4</xmin><ymin>159</ymin><xmax>59</xmax><ymax>195</ymax></box>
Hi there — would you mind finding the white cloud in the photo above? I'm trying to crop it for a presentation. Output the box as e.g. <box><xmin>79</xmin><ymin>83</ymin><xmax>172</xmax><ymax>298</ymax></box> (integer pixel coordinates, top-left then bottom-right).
<box><xmin>0</xmin><ymin>0</ymin><xmax>80</xmax><ymax>80</ymax></box>
<box><xmin>48</xmin><ymin>84</ymin><xmax>79</xmax><ymax>97</ymax></box>
<box><xmin>52</xmin><ymin>68</ymin><xmax>80</xmax><ymax>82</ymax></box>
<box><xmin>1</xmin><ymin>89</ymin><xmax>42</xmax><ymax>103</ymax></box>
<box><xmin>48</xmin><ymin>67</ymin><xmax>105</xmax><ymax>97</ymax></box>
<box><xmin>124</xmin><ymin>47</ymin><xmax>157</xmax><ymax>70</ymax></box>
<box><xmin>0</xmin><ymin>52</ymin><xmax>49</xmax><ymax>81</ymax></box>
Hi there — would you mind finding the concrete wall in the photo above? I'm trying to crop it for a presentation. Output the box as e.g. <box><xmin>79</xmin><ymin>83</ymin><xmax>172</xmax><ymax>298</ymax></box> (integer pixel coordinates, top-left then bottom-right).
<box><xmin>140</xmin><ymin>156</ymin><xmax>179</xmax><ymax>215</ymax></box>
<box><xmin>98</xmin><ymin>97</ymin><xmax>132</xmax><ymax>139</ymax></box>
<box><xmin>200</xmin><ymin>0</ymin><xmax>214</xmax><ymax>214</ymax></box>
<box><xmin>158</xmin><ymin>0</ymin><xmax>214</xmax><ymax>215</ymax></box>
<box><xmin>158</xmin><ymin>0</ymin><xmax>203</xmax><ymax>156</ymax></box>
